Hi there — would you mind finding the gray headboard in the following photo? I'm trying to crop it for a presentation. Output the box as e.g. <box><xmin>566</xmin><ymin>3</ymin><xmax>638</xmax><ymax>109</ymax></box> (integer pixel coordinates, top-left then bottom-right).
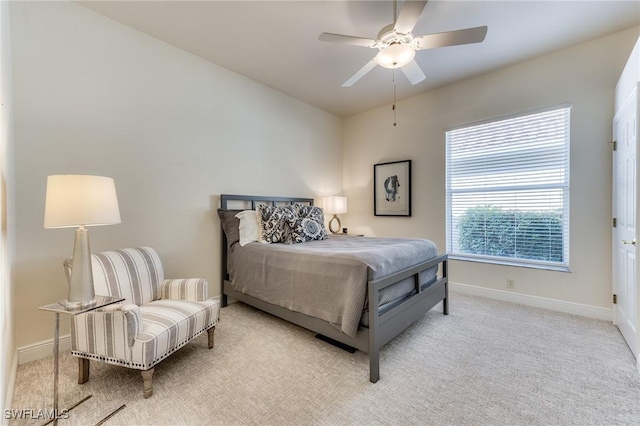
<box><xmin>220</xmin><ymin>194</ymin><xmax>314</xmax><ymax>210</ymax></box>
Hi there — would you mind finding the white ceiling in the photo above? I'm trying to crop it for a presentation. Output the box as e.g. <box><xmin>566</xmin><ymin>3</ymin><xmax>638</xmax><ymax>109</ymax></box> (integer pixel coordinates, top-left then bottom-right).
<box><xmin>78</xmin><ymin>0</ymin><xmax>640</xmax><ymax>117</ymax></box>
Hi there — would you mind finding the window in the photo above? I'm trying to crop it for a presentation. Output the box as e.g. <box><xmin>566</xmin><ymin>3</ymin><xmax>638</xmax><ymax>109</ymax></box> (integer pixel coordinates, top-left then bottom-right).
<box><xmin>445</xmin><ymin>105</ymin><xmax>570</xmax><ymax>271</ymax></box>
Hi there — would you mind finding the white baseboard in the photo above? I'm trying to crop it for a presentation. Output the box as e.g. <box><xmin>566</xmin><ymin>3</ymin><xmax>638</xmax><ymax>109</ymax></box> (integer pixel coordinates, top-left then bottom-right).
<box><xmin>2</xmin><ymin>349</ymin><xmax>18</xmax><ymax>426</ymax></box>
<box><xmin>17</xmin><ymin>334</ymin><xmax>71</xmax><ymax>365</ymax></box>
<box><xmin>450</xmin><ymin>281</ymin><xmax>612</xmax><ymax>321</ymax></box>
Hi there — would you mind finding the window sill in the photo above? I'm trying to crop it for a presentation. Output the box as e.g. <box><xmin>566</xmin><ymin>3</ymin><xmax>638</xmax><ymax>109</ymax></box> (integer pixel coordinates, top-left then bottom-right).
<box><xmin>448</xmin><ymin>254</ymin><xmax>571</xmax><ymax>273</ymax></box>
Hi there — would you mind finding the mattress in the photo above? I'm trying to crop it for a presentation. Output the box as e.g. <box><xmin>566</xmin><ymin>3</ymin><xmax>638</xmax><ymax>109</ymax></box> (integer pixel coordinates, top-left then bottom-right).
<box><xmin>228</xmin><ymin>235</ymin><xmax>438</xmax><ymax>337</ymax></box>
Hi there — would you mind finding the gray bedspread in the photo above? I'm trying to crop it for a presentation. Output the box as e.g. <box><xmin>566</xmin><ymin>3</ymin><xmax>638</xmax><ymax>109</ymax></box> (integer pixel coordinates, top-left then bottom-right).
<box><xmin>228</xmin><ymin>235</ymin><xmax>438</xmax><ymax>337</ymax></box>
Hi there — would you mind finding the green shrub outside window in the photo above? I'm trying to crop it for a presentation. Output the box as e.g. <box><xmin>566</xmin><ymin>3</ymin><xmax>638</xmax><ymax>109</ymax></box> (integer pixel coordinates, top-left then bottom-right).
<box><xmin>457</xmin><ymin>206</ymin><xmax>563</xmax><ymax>263</ymax></box>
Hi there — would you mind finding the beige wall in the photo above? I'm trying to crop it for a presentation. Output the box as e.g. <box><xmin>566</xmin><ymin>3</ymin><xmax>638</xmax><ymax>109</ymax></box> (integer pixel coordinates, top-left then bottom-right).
<box><xmin>11</xmin><ymin>1</ymin><xmax>342</xmax><ymax>347</ymax></box>
<box><xmin>1</xmin><ymin>0</ymin><xmax>15</xmax><ymax>415</ymax></box>
<box><xmin>343</xmin><ymin>27</ymin><xmax>640</xmax><ymax>310</ymax></box>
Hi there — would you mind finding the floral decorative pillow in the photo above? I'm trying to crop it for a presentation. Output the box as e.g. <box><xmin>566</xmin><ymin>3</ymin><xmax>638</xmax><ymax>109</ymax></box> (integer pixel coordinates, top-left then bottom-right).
<box><xmin>288</xmin><ymin>204</ymin><xmax>327</xmax><ymax>243</ymax></box>
<box><xmin>257</xmin><ymin>205</ymin><xmax>295</xmax><ymax>244</ymax></box>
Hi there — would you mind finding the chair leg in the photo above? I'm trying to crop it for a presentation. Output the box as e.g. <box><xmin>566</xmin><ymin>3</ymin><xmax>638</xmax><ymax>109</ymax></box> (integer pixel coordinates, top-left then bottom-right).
<box><xmin>141</xmin><ymin>368</ymin><xmax>154</xmax><ymax>399</ymax></box>
<box><xmin>207</xmin><ymin>326</ymin><xmax>215</xmax><ymax>349</ymax></box>
<box><xmin>78</xmin><ymin>358</ymin><xmax>90</xmax><ymax>384</ymax></box>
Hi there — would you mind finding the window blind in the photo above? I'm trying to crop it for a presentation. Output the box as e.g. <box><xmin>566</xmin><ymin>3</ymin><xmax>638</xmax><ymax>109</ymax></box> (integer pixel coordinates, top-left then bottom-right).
<box><xmin>446</xmin><ymin>106</ymin><xmax>570</xmax><ymax>270</ymax></box>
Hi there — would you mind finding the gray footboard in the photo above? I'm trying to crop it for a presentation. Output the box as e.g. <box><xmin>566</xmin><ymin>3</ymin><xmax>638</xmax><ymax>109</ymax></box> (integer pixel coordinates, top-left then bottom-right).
<box><xmin>223</xmin><ymin>254</ymin><xmax>448</xmax><ymax>383</ymax></box>
<box><xmin>367</xmin><ymin>254</ymin><xmax>448</xmax><ymax>382</ymax></box>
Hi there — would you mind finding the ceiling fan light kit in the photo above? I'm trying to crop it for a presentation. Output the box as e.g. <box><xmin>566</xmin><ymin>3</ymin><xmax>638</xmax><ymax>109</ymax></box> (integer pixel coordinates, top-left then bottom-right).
<box><xmin>376</xmin><ymin>44</ymin><xmax>415</xmax><ymax>69</ymax></box>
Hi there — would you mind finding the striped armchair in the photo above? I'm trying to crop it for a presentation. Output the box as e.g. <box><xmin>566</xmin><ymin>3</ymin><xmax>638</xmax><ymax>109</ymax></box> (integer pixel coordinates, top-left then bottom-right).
<box><xmin>68</xmin><ymin>247</ymin><xmax>220</xmax><ymax>398</ymax></box>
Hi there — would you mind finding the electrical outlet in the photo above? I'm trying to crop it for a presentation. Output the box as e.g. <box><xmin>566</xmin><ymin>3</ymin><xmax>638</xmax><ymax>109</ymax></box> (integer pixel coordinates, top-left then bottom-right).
<box><xmin>506</xmin><ymin>279</ymin><xmax>514</xmax><ymax>289</ymax></box>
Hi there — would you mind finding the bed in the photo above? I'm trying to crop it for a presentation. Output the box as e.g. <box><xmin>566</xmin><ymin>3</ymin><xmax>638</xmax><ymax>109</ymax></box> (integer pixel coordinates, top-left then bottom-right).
<box><xmin>218</xmin><ymin>194</ymin><xmax>448</xmax><ymax>382</ymax></box>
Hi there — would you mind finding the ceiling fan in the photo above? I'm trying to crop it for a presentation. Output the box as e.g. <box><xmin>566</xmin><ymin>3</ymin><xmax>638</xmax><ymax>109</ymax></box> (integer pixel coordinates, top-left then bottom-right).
<box><xmin>319</xmin><ymin>0</ymin><xmax>488</xmax><ymax>87</ymax></box>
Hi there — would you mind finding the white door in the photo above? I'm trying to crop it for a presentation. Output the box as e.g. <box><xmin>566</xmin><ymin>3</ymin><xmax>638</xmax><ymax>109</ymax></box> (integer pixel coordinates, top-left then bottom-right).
<box><xmin>613</xmin><ymin>88</ymin><xmax>638</xmax><ymax>358</ymax></box>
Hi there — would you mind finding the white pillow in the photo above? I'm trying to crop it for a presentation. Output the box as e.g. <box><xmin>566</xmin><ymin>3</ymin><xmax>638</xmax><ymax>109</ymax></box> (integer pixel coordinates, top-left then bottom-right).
<box><xmin>235</xmin><ymin>210</ymin><xmax>260</xmax><ymax>246</ymax></box>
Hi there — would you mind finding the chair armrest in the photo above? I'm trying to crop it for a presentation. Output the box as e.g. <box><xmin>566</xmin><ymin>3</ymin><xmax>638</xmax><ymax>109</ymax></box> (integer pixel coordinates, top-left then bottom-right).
<box><xmin>92</xmin><ymin>303</ymin><xmax>141</xmax><ymax>347</ymax></box>
<box><xmin>160</xmin><ymin>278</ymin><xmax>208</xmax><ymax>302</ymax></box>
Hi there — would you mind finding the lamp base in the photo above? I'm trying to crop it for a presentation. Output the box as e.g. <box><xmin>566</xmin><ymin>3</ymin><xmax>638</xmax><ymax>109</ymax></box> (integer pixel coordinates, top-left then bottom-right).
<box><xmin>67</xmin><ymin>226</ymin><xmax>96</xmax><ymax>309</ymax></box>
<box><xmin>328</xmin><ymin>215</ymin><xmax>342</xmax><ymax>234</ymax></box>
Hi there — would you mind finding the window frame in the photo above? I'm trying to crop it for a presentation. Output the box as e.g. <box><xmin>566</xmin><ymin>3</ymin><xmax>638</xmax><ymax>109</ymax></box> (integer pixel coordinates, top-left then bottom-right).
<box><xmin>445</xmin><ymin>104</ymin><xmax>571</xmax><ymax>272</ymax></box>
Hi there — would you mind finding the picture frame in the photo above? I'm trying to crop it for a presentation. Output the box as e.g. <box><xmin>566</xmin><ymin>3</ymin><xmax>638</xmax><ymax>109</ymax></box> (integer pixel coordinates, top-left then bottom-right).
<box><xmin>374</xmin><ymin>160</ymin><xmax>411</xmax><ymax>216</ymax></box>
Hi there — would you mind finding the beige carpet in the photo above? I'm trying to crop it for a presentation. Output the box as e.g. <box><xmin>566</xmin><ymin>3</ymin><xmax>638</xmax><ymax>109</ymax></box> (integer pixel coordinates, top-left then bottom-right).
<box><xmin>10</xmin><ymin>293</ymin><xmax>640</xmax><ymax>425</ymax></box>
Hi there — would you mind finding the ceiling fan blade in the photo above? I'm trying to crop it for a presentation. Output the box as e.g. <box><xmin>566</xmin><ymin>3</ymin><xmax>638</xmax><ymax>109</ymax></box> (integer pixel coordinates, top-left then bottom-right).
<box><xmin>413</xmin><ymin>26</ymin><xmax>488</xmax><ymax>50</ymax></box>
<box><xmin>319</xmin><ymin>32</ymin><xmax>378</xmax><ymax>48</ymax></box>
<box><xmin>394</xmin><ymin>1</ymin><xmax>428</xmax><ymax>34</ymax></box>
<box><xmin>342</xmin><ymin>58</ymin><xmax>378</xmax><ymax>87</ymax></box>
<box><xmin>401</xmin><ymin>60</ymin><xmax>426</xmax><ymax>85</ymax></box>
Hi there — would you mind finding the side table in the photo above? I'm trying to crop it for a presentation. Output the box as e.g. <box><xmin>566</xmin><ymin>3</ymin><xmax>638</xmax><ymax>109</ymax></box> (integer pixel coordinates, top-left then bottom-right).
<box><xmin>39</xmin><ymin>295</ymin><xmax>124</xmax><ymax>425</ymax></box>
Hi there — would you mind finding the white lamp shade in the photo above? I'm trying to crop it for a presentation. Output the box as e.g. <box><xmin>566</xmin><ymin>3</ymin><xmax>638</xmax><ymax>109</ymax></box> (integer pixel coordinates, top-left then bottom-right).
<box><xmin>376</xmin><ymin>44</ymin><xmax>415</xmax><ymax>69</ymax></box>
<box><xmin>323</xmin><ymin>196</ymin><xmax>347</xmax><ymax>215</ymax></box>
<box><xmin>44</xmin><ymin>175</ymin><xmax>121</xmax><ymax>228</ymax></box>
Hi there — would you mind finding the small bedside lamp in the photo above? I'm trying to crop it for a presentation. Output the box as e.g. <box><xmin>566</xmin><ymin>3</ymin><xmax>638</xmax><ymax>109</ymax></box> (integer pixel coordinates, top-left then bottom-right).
<box><xmin>323</xmin><ymin>195</ymin><xmax>347</xmax><ymax>235</ymax></box>
<box><xmin>44</xmin><ymin>175</ymin><xmax>121</xmax><ymax>309</ymax></box>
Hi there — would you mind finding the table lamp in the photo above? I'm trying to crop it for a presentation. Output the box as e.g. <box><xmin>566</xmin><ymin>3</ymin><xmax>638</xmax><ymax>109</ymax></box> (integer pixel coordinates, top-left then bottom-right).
<box><xmin>323</xmin><ymin>195</ymin><xmax>347</xmax><ymax>234</ymax></box>
<box><xmin>44</xmin><ymin>175</ymin><xmax>121</xmax><ymax>309</ymax></box>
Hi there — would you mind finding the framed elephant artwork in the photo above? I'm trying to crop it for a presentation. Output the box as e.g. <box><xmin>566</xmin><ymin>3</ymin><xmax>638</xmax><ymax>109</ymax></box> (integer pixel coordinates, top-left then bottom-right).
<box><xmin>374</xmin><ymin>160</ymin><xmax>411</xmax><ymax>216</ymax></box>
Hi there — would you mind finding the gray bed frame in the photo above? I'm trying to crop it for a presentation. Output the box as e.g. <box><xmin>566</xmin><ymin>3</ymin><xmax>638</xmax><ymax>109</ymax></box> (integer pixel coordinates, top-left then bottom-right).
<box><xmin>220</xmin><ymin>194</ymin><xmax>448</xmax><ymax>383</ymax></box>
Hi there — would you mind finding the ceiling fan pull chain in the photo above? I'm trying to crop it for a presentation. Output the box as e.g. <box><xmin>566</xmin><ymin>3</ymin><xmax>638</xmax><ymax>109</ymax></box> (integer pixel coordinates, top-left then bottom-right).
<box><xmin>393</xmin><ymin>68</ymin><xmax>397</xmax><ymax>127</ymax></box>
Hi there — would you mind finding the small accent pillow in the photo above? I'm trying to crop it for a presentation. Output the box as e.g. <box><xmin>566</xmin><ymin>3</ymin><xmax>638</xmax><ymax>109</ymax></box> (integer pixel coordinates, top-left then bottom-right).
<box><xmin>288</xmin><ymin>204</ymin><xmax>327</xmax><ymax>244</ymax></box>
<box><xmin>235</xmin><ymin>210</ymin><xmax>260</xmax><ymax>246</ymax></box>
<box><xmin>257</xmin><ymin>205</ymin><xmax>296</xmax><ymax>244</ymax></box>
